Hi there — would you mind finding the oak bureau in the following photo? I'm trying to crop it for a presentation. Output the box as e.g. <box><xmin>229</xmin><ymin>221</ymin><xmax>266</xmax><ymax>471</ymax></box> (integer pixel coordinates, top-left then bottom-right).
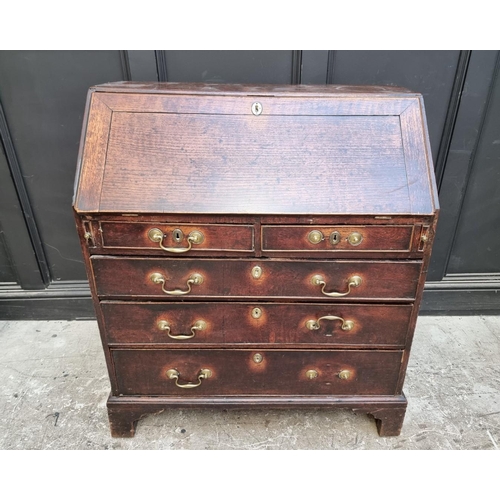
<box><xmin>73</xmin><ymin>82</ymin><xmax>439</xmax><ymax>437</ymax></box>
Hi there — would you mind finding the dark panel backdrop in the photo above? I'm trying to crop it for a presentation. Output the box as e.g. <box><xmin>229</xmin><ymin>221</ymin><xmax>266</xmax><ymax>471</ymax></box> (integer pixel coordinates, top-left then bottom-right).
<box><xmin>0</xmin><ymin>50</ymin><xmax>499</xmax><ymax>318</ymax></box>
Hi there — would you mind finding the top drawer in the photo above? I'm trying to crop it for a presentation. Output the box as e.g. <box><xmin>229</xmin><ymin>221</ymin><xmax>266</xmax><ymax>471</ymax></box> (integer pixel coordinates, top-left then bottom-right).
<box><xmin>99</xmin><ymin>222</ymin><xmax>255</xmax><ymax>255</ymax></box>
<box><xmin>262</xmin><ymin>225</ymin><xmax>415</xmax><ymax>256</ymax></box>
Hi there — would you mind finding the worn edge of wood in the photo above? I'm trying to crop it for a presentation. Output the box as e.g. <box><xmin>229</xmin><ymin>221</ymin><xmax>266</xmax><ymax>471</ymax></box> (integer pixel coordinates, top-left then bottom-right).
<box><xmin>107</xmin><ymin>393</ymin><xmax>408</xmax><ymax>407</ymax></box>
<box><xmin>91</xmin><ymin>81</ymin><xmax>417</xmax><ymax>97</ymax></box>
<box><xmin>399</xmin><ymin>98</ymin><xmax>438</xmax><ymax>214</ymax></box>
<box><xmin>73</xmin><ymin>94</ymin><xmax>113</xmax><ymax>213</ymax></box>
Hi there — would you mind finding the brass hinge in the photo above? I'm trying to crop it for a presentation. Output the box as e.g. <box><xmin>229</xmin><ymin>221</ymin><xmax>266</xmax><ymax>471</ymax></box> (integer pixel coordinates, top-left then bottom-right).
<box><xmin>418</xmin><ymin>225</ymin><xmax>430</xmax><ymax>252</ymax></box>
<box><xmin>83</xmin><ymin>221</ymin><xmax>95</xmax><ymax>247</ymax></box>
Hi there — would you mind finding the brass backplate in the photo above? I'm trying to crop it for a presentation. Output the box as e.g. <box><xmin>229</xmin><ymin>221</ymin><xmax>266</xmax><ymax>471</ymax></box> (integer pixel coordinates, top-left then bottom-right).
<box><xmin>148</xmin><ymin>228</ymin><xmax>164</xmax><ymax>243</ymax></box>
<box><xmin>347</xmin><ymin>232</ymin><xmax>363</xmax><ymax>246</ymax></box>
<box><xmin>308</xmin><ymin>230</ymin><xmax>323</xmax><ymax>244</ymax></box>
<box><xmin>189</xmin><ymin>230</ymin><xmax>204</xmax><ymax>245</ymax></box>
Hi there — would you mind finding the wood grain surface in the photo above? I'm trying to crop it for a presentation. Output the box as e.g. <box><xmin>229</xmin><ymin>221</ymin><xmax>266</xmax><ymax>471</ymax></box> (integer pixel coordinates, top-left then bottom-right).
<box><xmin>73</xmin><ymin>84</ymin><xmax>438</xmax><ymax>216</ymax></box>
<box><xmin>91</xmin><ymin>257</ymin><xmax>421</xmax><ymax>301</ymax></box>
<box><xmin>99</xmin><ymin>113</ymin><xmax>408</xmax><ymax>214</ymax></box>
<box><xmin>111</xmin><ymin>349</ymin><xmax>403</xmax><ymax>396</ymax></box>
<box><xmin>100</xmin><ymin>221</ymin><xmax>254</xmax><ymax>253</ymax></box>
<box><xmin>101</xmin><ymin>301</ymin><xmax>413</xmax><ymax>347</ymax></box>
<box><xmin>262</xmin><ymin>224</ymin><xmax>414</xmax><ymax>253</ymax></box>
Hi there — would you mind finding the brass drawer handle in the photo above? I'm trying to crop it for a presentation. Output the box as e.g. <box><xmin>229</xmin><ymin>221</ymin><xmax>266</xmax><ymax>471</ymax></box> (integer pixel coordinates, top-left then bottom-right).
<box><xmin>150</xmin><ymin>272</ymin><xmax>203</xmax><ymax>295</ymax></box>
<box><xmin>148</xmin><ymin>228</ymin><xmax>204</xmax><ymax>253</ymax></box>
<box><xmin>306</xmin><ymin>315</ymin><xmax>354</xmax><ymax>332</ymax></box>
<box><xmin>166</xmin><ymin>368</ymin><xmax>212</xmax><ymax>389</ymax></box>
<box><xmin>157</xmin><ymin>319</ymin><xmax>206</xmax><ymax>340</ymax></box>
<box><xmin>311</xmin><ymin>274</ymin><xmax>362</xmax><ymax>297</ymax></box>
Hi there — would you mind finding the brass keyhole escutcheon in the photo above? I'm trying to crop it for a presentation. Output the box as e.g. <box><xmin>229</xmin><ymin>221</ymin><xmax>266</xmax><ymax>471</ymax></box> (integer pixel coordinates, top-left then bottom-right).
<box><xmin>172</xmin><ymin>229</ymin><xmax>184</xmax><ymax>242</ymax></box>
<box><xmin>253</xmin><ymin>353</ymin><xmax>263</xmax><ymax>364</ymax></box>
<box><xmin>347</xmin><ymin>232</ymin><xmax>363</xmax><ymax>246</ymax></box>
<box><xmin>251</xmin><ymin>307</ymin><xmax>262</xmax><ymax>319</ymax></box>
<box><xmin>338</xmin><ymin>369</ymin><xmax>351</xmax><ymax>380</ymax></box>
<box><xmin>329</xmin><ymin>231</ymin><xmax>341</xmax><ymax>245</ymax></box>
<box><xmin>251</xmin><ymin>102</ymin><xmax>263</xmax><ymax>116</ymax></box>
<box><xmin>306</xmin><ymin>369</ymin><xmax>318</xmax><ymax>380</ymax></box>
<box><xmin>308</xmin><ymin>230</ymin><xmax>323</xmax><ymax>244</ymax></box>
<box><xmin>251</xmin><ymin>265</ymin><xmax>262</xmax><ymax>279</ymax></box>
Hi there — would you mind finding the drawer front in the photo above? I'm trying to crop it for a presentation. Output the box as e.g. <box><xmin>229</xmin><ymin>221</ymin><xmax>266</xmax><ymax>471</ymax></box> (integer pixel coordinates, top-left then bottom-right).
<box><xmin>92</xmin><ymin>257</ymin><xmax>421</xmax><ymax>301</ymax></box>
<box><xmin>101</xmin><ymin>301</ymin><xmax>412</xmax><ymax>347</ymax></box>
<box><xmin>112</xmin><ymin>349</ymin><xmax>403</xmax><ymax>396</ymax></box>
<box><xmin>100</xmin><ymin>222</ymin><xmax>254</xmax><ymax>254</ymax></box>
<box><xmin>262</xmin><ymin>225</ymin><xmax>414</xmax><ymax>254</ymax></box>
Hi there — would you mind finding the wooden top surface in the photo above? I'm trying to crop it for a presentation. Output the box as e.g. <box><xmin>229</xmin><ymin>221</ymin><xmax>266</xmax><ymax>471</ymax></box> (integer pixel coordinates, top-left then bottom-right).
<box><xmin>74</xmin><ymin>83</ymin><xmax>438</xmax><ymax>216</ymax></box>
<box><xmin>92</xmin><ymin>81</ymin><xmax>416</xmax><ymax>97</ymax></box>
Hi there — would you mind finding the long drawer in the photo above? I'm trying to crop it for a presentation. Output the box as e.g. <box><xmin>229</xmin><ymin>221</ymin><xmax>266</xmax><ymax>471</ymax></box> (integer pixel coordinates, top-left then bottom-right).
<box><xmin>112</xmin><ymin>349</ymin><xmax>403</xmax><ymax>396</ymax></box>
<box><xmin>92</xmin><ymin>257</ymin><xmax>421</xmax><ymax>301</ymax></box>
<box><xmin>101</xmin><ymin>301</ymin><xmax>413</xmax><ymax>347</ymax></box>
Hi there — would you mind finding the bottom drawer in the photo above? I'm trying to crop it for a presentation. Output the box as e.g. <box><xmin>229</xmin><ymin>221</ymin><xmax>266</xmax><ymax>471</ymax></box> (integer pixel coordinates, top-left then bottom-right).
<box><xmin>112</xmin><ymin>349</ymin><xmax>403</xmax><ymax>396</ymax></box>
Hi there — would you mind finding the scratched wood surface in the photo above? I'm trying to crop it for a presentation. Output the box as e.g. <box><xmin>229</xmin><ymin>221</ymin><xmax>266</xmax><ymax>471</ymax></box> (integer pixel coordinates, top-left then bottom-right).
<box><xmin>73</xmin><ymin>84</ymin><xmax>438</xmax><ymax>215</ymax></box>
<box><xmin>101</xmin><ymin>301</ymin><xmax>413</xmax><ymax>348</ymax></box>
<box><xmin>91</xmin><ymin>257</ymin><xmax>421</xmax><ymax>301</ymax></box>
<box><xmin>111</xmin><ymin>349</ymin><xmax>403</xmax><ymax>397</ymax></box>
<box><xmin>99</xmin><ymin>113</ymin><xmax>408</xmax><ymax>214</ymax></box>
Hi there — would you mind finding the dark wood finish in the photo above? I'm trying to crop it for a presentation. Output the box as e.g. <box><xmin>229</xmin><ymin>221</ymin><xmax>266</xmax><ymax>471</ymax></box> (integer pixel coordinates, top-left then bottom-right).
<box><xmin>262</xmin><ymin>224</ymin><xmax>415</xmax><ymax>254</ymax></box>
<box><xmin>94</xmin><ymin>81</ymin><xmax>413</xmax><ymax>95</ymax></box>
<box><xmin>370</xmin><ymin>407</ymin><xmax>407</xmax><ymax>437</ymax></box>
<box><xmin>101</xmin><ymin>301</ymin><xmax>413</xmax><ymax>348</ymax></box>
<box><xmin>106</xmin><ymin>394</ymin><xmax>408</xmax><ymax>438</ymax></box>
<box><xmin>112</xmin><ymin>349</ymin><xmax>403</xmax><ymax>396</ymax></box>
<box><xmin>73</xmin><ymin>82</ymin><xmax>439</xmax><ymax>437</ymax></box>
<box><xmin>91</xmin><ymin>257</ymin><xmax>422</xmax><ymax>301</ymax></box>
<box><xmin>74</xmin><ymin>86</ymin><xmax>437</xmax><ymax>216</ymax></box>
<box><xmin>100</xmin><ymin>221</ymin><xmax>254</xmax><ymax>254</ymax></box>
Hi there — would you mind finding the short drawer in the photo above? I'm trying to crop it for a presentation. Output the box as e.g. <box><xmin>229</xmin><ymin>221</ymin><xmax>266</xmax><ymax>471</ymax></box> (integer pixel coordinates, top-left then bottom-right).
<box><xmin>101</xmin><ymin>301</ymin><xmax>412</xmax><ymax>348</ymax></box>
<box><xmin>262</xmin><ymin>225</ymin><xmax>414</xmax><ymax>254</ymax></box>
<box><xmin>92</xmin><ymin>257</ymin><xmax>422</xmax><ymax>301</ymax></box>
<box><xmin>99</xmin><ymin>222</ymin><xmax>254</xmax><ymax>255</ymax></box>
<box><xmin>112</xmin><ymin>349</ymin><xmax>403</xmax><ymax>396</ymax></box>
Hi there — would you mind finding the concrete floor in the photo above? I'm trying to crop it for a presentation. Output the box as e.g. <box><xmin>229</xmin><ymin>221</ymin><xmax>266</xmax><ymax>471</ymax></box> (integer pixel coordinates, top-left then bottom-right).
<box><xmin>0</xmin><ymin>316</ymin><xmax>499</xmax><ymax>450</ymax></box>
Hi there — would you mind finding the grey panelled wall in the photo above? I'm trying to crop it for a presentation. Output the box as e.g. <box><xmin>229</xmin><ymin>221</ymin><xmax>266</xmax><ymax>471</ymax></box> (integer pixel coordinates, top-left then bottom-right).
<box><xmin>0</xmin><ymin>51</ymin><xmax>126</xmax><ymax>283</ymax></box>
<box><xmin>0</xmin><ymin>232</ymin><xmax>16</xmax><ymax>283</ymax></box>
<box><xmin>446</xmin><ymin>61</ymin><xmax>500</xmax><ymax>274</ymax></box>
<box><xmin>160</xmin><ymin>51</ymin><xmax>296</xmax><ymax>83</ymax></box>
<box><xmin>0</xmin><ymin>50</ymin><xmax>499</xmax><ymax>319</ymax></box>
